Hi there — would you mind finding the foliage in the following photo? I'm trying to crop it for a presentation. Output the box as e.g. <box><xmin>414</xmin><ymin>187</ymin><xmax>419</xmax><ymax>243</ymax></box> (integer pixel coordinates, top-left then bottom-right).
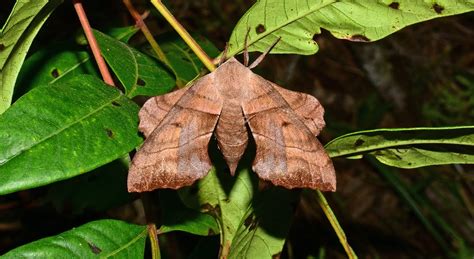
<box><xmin>0</xmin><ymin>0</ymin><xmax>473</xmax><ymax>258</ymax></box>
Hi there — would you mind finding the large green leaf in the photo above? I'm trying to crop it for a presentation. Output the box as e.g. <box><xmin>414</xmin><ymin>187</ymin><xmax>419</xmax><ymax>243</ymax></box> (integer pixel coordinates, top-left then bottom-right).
<box><xmin>0</xmin><ymin>75</ymin><xmax>142</xmax><ymax>195</ymax></box>
<box><xmin>94</xmin><ymin>30</ymin><xmax>175</xmax><ymax>98</ymax></box>
<box><xmin>14</xmin><ymin>26</ymin><xmax>139</xmax><ymax>98</ymax></box>
<box><xmin>0</xmin><ymin>0</ymin><xmax>62</xmax><ymax>114</ymax></box>
<box><xmin>325</xmin><ymin>126</ymin><xmax>474</xmax><ymax>168</ymax></box>
<box><xmin>179</xmin><ymin>168</ymin><xmax>256</xmax><ymax>257</ymax></box>
<box><xmin>227</xmin><ymin>0</ymin><xmax>474</xmax><ymax>56</ymax></box>
<box><xmin>227</xmin><ymin>187</ymin><xmax>297</xmax><ymax>259</ymax></box>
<box><xmin>179</xmin><ymin>163</ymin><xmax>294</xmax><ymax>258</ymax></box>
<box><xmin>2</xmin><ymin>219</ymin><xmax>147</xmax><ymax>258</ymax></box>
<box><xmin>158</xmin><ymin>190</ymin><xmax>219</xmax><ymax>236</ymax></box>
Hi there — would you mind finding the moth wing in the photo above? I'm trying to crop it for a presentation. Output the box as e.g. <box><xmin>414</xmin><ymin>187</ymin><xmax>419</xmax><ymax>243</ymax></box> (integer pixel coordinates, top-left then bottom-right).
<box><xmin>128</xmin><ymin>75</ymin><xmax>222</xmax><ymax>192</ymax></box>
<box><xmin>242</xmin><ymin>76</ymin><xmax>336</xmax><ymax>191</ymax></box>
<box><xmin>138</xmin><ymin>86</ymin><xmax>189</xmax><ymax>138</ymax></box>
<box><xmin>271</xmin><ymin>83</ymin><xmax>325</xmax><ymax>136</ymax></box>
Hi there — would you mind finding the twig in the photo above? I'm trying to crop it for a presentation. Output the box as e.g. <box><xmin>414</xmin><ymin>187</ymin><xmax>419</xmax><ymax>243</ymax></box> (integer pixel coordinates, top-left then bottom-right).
<box><xmin>315</xmin><ymin>190</ymin><xmax>358</xmax><ymax>259</ymax></box>
<box><xmin>73</xmin><ymin>0</ymin><xmax>115</xmax><ymax>86</ymax></box>
<box><xmin>123</xmin><ymin>0</ymin><xmax>170</xmax><ymax>67</ymax></box>
<box><xmin>150</xmin><ymin>0</ymin><xmax>216</xmax><ymax>72</ymax></box>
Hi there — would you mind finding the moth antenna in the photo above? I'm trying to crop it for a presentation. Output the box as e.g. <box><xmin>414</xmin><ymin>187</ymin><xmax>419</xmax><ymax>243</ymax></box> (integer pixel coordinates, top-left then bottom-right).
<box><xmin>248</xmin><ymin>37</ymin><xmax>281</xmax><ymax>69</ymax></box>
<box><xmin>243</xmin><ymin>27</ymin><xmax>251</xmax><ymax>66</ymax></box>
<box><xmin>218</xmin><ymin>43</ymin><xmax>229</xmax><ymax>66</ymax></box>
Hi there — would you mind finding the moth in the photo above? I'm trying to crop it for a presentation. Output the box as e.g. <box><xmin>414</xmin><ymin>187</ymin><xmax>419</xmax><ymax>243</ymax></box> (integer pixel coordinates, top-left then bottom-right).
<box><xmin>127</xmin><ymin>57</ymin><xmax>336</xmax><ymax>192</ymax></box>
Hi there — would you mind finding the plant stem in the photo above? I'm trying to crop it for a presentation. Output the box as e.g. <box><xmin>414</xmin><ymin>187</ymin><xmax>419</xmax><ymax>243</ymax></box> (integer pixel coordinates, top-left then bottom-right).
<box><xmin>123</xmin><ymin>0</ymin><xmax>170</xmax><ymax>67</ymax></box>
<box><xmin>148</xmin><ymin>223</ymin><xmax>161</xmax><ymax>259</ymax></box>
<box><xmin>315</xmin><ymin>190</ymin><xmax>357</xmax><ymax>259</ymax></box>
<box><xmin>150</xmin><ymin>0</ymin><xmax>216</xmax><ymax>72</ymax></box>
<box><xmin>72</xmin><ymin>0</ymin><xmax>115</xmax><ymax>86</ymax></box>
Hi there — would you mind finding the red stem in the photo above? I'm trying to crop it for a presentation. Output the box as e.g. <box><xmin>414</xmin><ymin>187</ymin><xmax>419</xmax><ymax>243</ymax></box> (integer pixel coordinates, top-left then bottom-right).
<box><xmin>73</xmin><ymin>0</ymin><xmax>115</xmax><ymax>86</ymax></box>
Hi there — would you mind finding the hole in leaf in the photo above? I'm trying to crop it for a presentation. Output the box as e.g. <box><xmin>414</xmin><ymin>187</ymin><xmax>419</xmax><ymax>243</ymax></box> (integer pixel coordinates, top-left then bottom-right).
<box><xmin>105</xmin><ymin>128</ymin><xmax>114</xmax><ymax>138</ymax></box>
<box><xmin>111</xmin><ymin>101</ymin><xmax>121</xmax><ymax>107</ymax></box>
<box><xmin>137</xmin><ymin>78</ymin><xmax>146</xmax><ymax>86</ymax></box>
<box><xmin>255</xmin><ymin>24</ymin><xmax>266</xmax><ymax>34</ymax></box>
<box><xmin>51</xmin><ymin>68</ymin><xmax>60</xmax><ymax>78</ymax></box>
<box><xmin>432</xmin><ymin>3</ymin><xmax>444</xmax><ymax>14</ymax></box>
<box><xmin>388</xmin><ymin>2</ymin><xmax>399</xmax><ymax>9</ymax></box>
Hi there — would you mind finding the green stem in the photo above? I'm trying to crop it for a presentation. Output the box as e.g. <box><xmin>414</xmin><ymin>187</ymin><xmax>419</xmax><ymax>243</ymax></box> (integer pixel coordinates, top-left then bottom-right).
<box><xmin>150</xmin><ymin>0</ymin><xmax>216</xmax><ymax>72</ymax></box>
<box><xmin>315</xmin><ymin>190</ymin><xmax>357</xmax><ymax>259</ymax></box>
<box><xmin>148</xmin><ymin>224</ymin><xmax>161</xmax><ymax>259</ymax></box>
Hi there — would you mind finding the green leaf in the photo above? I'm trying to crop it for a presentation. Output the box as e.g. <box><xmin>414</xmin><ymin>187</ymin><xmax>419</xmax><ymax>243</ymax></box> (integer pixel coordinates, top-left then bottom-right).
<box><xmin>179</xmin><ymin>164</ymin><xmax>294</xmax><ymax>258</ymax></box>
<box><xmin>227</xmin><ymin>187</ymin><xmax>297</xmax><ymax>259</ymax></box>
<box><xmin>0</xmin><ymin>0</ymin><xmax>62</xmax><ymax>114</ymax></box>
<box><xmin>94</xmin><ymin>29</ymin><xmax>175</xmax><ymax>98</ymax></box>
<box><xmin>179</xmin><ymin>168</ymin><xmax>256</xmax><ymax>253</ymax></box>
<box><xmin>227</xmin><ymin>0</ymin><xmax>474</xmax><ymax>56</ymax></box>
<box><xmin>158</xmin><ymin>190</ymin><xmax>219</xmax><ymax>236</ymax></box>
<box><xmin>0</xmin><ymin>75</ymin><xmax>142</xmax><ymax>195</ymax></box>
<box><xmin>15</xmin><ymin>26</ymin><xmax>139</xmax><ymax>98</ymax></box>
<box><xmin>325</xmin><ymin>126</ymin><xmax>474</xmax><ymax>168</ymax></box>
<box><xmin>157</xmin><ymin>34</ymin><xmax>220</xmax><ymax>84</ymax></box>
<box><xmin>2</xmin><ymin>219</ymin><xmax>147</xmax><ymax>258</ymax></box>
<box><xmin>15</xmin><ymin>46</ymin><xmax>98</xmax><ymax>96</ymax></box>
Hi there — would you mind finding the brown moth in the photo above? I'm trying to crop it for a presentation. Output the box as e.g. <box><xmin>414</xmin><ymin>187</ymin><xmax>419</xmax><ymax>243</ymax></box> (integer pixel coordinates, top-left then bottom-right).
<box><xmin>127</xmin><ymin>57</ymin><xmax>336</xmax><ymax>192</ymax></box>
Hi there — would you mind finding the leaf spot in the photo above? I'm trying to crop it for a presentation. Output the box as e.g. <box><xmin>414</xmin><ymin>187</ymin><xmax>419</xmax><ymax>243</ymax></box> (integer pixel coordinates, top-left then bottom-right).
<box><xmin>111</xmin><ymin>101</ymin><xmax>121</xmax><ymax>107</ymax></box>
<box><xmin>388</xmin><ymin>2</ymin><xmax>399</xmax><ymax>9</ymax></box>
<box><xmin>256</xmin><ymin>24</ymin><xmax>266</xmax><ymax>34</ymax></box>
<box><xmin>354</xmin><ymin>138</ymin><xmax>365</xmax><ymax>147</ymax></box>
<box><xmin>432</xmin><ymin>3</ymin><xmax>444</xmax><ymax>14</ymax></box>
<box><xmin>349</xmin><ymin>34</ymin><xmax>370</xmax><ymax>42</ymax></box>
<box><xmin>51</xmin><ymin>68</ymin><xmax>60</xmax><ymax>78</ymax></box>
<box><xmin>137</xmin><ymin>78</ymin><xmax>146</xmax><ymax>87</ymax></box>
<box><xmin>105</xmin><ymin>128</ymin><xmax>114</xmax><ymax>138</ymax></box>
<box><xmin>0</xmin><ymin>44</ymin><xmax>5</xmax><ymax>51</ymax></box>
<box><xmin>88</xmin><ymin>242</ymin><xmax>102</xmax><ymax>254</ymax></box>
<box><xmin>208</xmin><ymin>229</ymin><xmax>216</xmax><ymax>235</ymax></box>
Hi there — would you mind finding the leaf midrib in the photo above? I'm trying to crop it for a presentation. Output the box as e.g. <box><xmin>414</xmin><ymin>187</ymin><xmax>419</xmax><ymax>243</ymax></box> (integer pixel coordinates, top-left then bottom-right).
<box><xmin>0</xmin><ymin>93</ymin><xmax>122</xmax><ymax>166</ymax></box>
